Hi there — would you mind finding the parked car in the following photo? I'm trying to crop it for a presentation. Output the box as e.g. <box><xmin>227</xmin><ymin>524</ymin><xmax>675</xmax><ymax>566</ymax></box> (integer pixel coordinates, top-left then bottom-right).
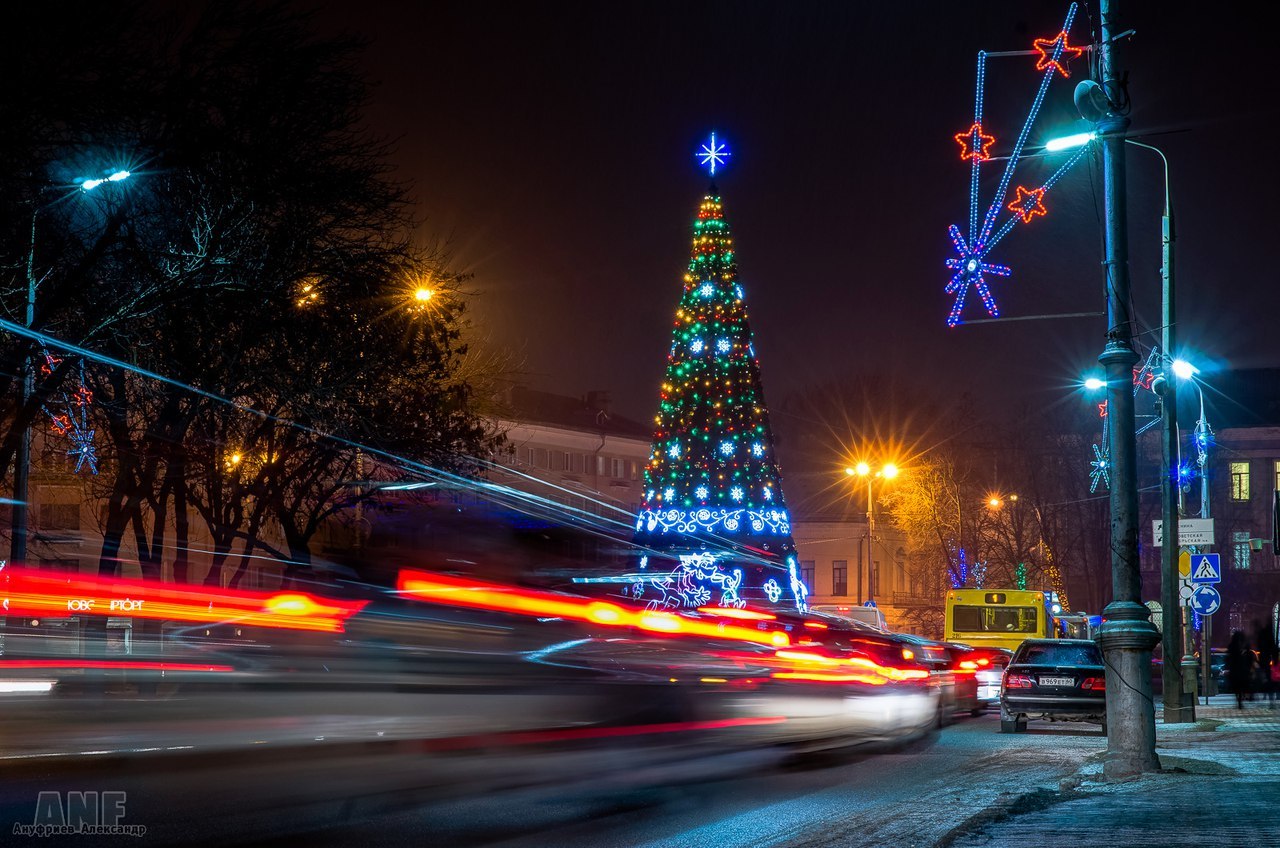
<box><xmin>999</xmin><ymin>638</ymin><xmax>1106</xmax><ymax>733</ymax></box>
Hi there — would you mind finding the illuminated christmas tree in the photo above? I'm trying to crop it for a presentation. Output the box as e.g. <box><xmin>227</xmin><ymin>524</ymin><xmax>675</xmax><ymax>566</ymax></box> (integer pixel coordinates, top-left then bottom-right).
<box><xmin>629</xmin><ymin>135</ymin><xmax>806</xmax><ymax>614</ymax></box>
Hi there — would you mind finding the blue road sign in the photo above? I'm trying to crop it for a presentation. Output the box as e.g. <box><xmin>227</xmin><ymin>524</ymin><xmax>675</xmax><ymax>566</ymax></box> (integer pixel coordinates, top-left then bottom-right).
<box><xmin>1189</xmin><ymin>584</ymin><xmax>1222</xmax><ymax>616</ymax></box>
<box><xmin>1189</xmin><ymin>553</ymin><xmax>1222</xmax><ymax>584</ymax></box>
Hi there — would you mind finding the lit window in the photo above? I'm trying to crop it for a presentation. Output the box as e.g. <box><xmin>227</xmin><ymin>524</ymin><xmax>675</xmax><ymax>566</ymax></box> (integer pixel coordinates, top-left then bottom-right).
<box><xmin>1230</xmin><ymin>461</ymin><xmax>1250</xmax><ymax>501</ymax></box>
<box><xmin>800</xmin><ymin>560</ymin><xmax>815</xmax><ymax>591</ymax></box>
<box><xmin>1232</xmin><ymin>530</ymin><xmax>1251</xmax><ymax>570</ymax></box>
<box><xmin>1274</xmin><ymin>460</ymin><xmax>1280</xmax><ymax>494</ymax></box>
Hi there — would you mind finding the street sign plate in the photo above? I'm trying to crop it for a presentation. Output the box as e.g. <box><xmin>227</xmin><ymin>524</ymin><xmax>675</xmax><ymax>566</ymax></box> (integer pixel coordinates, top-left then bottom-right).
<box><xmin>1179</xmin><ymin>579</ymin><xmax>1195</xmax><ymax>604</ymax></box>
<box><xmin>1152</xmin><ymin>518</ymin><xmax>1215</xmax><ymax>547</ymax></box>
<box><xmin>1189</xmin><ymin>553</ymin><xmax>1222</xmax><ymax>585</ymax></box>
<box><xmin>1188</xmin><ymin>584</ymin><xmax>1221</xmax><ymax>616</ymax></box>
<box><xmin>1178</xmin><ymin>550</ymin><xmax>1191</xmax><ymax>578</ymax></box>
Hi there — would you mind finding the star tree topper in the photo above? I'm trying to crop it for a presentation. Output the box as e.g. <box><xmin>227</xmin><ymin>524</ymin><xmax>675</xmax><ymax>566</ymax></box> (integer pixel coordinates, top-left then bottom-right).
<box><xmin>696</xmin><ymin>132</ymin><xmax>730</xmax><ymax>176</ymax></box>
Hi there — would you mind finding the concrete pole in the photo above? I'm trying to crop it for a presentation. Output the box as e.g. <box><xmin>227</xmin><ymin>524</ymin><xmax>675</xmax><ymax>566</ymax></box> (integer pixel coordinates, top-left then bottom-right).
<box><xmin>1093</xmin><ymin>0</ymin><xmax>1162</xmax><ymax>778</ymax></box>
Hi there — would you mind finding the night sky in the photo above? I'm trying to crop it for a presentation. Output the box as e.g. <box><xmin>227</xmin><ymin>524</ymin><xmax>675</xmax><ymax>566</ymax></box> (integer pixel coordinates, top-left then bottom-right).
<box><xmin>311</xmin><ymin>1</ymin><xmax>1279</xmax><ymax>429</ymax></box>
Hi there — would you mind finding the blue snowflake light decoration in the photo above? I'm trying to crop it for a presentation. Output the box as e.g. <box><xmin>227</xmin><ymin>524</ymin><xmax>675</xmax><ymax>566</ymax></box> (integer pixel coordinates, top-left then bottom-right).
<box><xmin>696</xmin><ymin>132</ymin><xmax>730</xmax><ymax>176</ymax></box>
<box><xmin>1089</xmin><ymin>443</ymin><xmax>1110</xmax><ymax>493</ymax></box>
<box><xmin>944</xmin><ymin>2</ymin><xmax>1090</xmax><ymax>326</ymax></box>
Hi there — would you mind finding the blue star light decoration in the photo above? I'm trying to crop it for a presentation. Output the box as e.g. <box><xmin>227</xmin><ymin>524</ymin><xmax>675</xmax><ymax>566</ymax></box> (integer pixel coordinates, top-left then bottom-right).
<box><xmin>943</xmin><ymin>2</ymin><xmax>1091</xmax><ymax>326</ymax></box>
<box><xmin>696</xmin><ymin>133</ymin><xmax>730</xmax><ymax>176</ymax></box>
<box><xmin>1089</xmin><ymin>443</ymin><xmax>1110</xmax><ymax>492</ymax></box>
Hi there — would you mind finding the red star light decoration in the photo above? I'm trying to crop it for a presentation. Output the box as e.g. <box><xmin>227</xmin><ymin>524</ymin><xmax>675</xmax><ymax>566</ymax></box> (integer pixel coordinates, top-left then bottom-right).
<box><xmin>1007</xmin><ymin>185</ymin><xmax>1048</xmax><ymax>223</ymax></box>
<box><xmin>1033</xmin><ymin>31</ymin><xmax>1084</xmax><ymax>78</ymax></box>
<box><xmin>1098</xmin><ymin>401</ymin><xmax>1108</xmax><ymax>419</ymax></box>
<box><xmin>954</xmin><ymin>122</ymin><xmax>996</xmax><ymax>162</ymax></box>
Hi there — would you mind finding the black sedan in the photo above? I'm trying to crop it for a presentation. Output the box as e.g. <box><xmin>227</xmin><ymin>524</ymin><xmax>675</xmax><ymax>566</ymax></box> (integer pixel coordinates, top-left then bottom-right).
<box><xmin>999</xmin><ymin>639</ymin><xmax>1106</xmax><ymax>733</ymax></box>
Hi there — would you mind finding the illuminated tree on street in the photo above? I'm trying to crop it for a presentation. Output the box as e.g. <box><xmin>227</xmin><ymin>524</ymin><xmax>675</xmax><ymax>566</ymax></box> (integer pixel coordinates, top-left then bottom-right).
<box><xmin>630</xmin><ymin>138</ymin><xmax>806</xmax><ymax>613</ymax></box>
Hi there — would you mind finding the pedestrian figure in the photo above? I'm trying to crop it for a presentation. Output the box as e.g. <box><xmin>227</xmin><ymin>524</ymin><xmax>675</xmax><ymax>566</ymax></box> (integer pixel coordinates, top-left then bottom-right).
<box><xmin>1226</xmin><ymin>630</ymin><xmax>1256</xmax><ymax>709</ymax></box>
<box><xmin>1254</xmin><ymin>619</ymin><xmax>1279</xmax><ymax>707</ymax></box>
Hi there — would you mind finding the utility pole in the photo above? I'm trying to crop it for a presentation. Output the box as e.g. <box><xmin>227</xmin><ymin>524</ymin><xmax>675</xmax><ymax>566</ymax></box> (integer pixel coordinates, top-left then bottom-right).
<box><xmin>1092</xmin><ymin>0</ymin><xmax>1161</xmax><ymax>778</ymax></box>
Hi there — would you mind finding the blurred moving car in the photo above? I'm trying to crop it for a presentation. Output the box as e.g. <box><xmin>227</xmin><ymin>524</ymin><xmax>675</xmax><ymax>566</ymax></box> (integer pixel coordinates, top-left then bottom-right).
<box><xmin>999</xmin><ymin>638</ymin><xmax>1106</xmax><ymax>733</ymax></box>
<box><xmin>954</xmin><ymin>645</ymin><xmax>1013</xmax><ymax>711</ymax></box>
<box><xmin>891</xmin><ymin>634</ymin><xmax>999</xmax><ymax>722</ymax></box>
<box><xmin>808</xmin><ymin>604</ymin><xmax>889</xmax><ymax>632</ymax></box>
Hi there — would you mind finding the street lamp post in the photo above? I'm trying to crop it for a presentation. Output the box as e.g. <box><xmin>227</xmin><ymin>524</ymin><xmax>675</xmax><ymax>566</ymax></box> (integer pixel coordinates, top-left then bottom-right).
<box><xmin>845</xmin><ymin>461</ymin><xmax>898</xmax><ymax>603</ymax></box>
<box><xmin>9</xmin><ymin>170</ymin><xmax>131</xmax><ymax>566</ymax></box>
<box><xmin>1091</xmin><ymin>0</ymin><xmax>1162</xmax><ymax>778</ymax></box>
<box><xmin>1126</xmin><ymin>139</ymin><xmax>1195</xmax><ymax>724</ymax></box>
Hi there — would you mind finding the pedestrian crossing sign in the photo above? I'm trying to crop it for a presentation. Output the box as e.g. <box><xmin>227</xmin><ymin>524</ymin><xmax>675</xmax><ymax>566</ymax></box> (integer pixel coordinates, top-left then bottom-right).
<box><xmin>1189</xmin><ymin>553</ymin><xmax>1221</xmax><ymax>584</ymax></box>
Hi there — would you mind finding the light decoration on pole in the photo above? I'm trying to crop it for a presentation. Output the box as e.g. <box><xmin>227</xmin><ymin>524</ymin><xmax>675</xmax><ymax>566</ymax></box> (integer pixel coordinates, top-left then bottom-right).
<box><xmin>1090</xmin><ymin>443</ymin><xmax>1110</xmax><ymax>492</ymax></box>
<box><xmin>1032</xmin><ymin>31</ymin><xmax>1085</xmax><ymax>77</ymax></box>
<box><xmin>631</xmin><ymin>135</ymin><xmax>804</xmax><ymax>613</ymax></box>
<box><xmin>39</xmin><ymin>353</ymin><xmax>98</xmax><ymax>474</ymax></box>
<box><xmin>1085</xmin><ymin>347</ymin><xmax>1161</xmax><ymax>490</ymax></box>
<box><xmin>943</xmin><ymin>2</ymin><xmax>1090</xmax><ymax>326</ymax></box>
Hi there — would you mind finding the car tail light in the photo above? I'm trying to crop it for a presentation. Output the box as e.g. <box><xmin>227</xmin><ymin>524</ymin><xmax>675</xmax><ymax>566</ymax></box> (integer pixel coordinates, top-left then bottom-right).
<box><xmin>901</xmin><ymin>647</ymin><xmax>915</xmax><ymax>661</ymax></box>
<box><xmin>1003</xmin><ymin>674</ymin><xmax>1034</xmax><ymax>689</ymax></box>
<box><xmin>1081</xmin><ymin>676</ymin><xmax>1106</xmax><ymax>690</ymax></box>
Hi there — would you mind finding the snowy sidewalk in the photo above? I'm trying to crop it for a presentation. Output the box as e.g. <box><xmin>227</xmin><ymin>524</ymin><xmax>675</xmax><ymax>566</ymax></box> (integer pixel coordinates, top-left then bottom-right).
<box><xmin>940</xmin><ymin>697</ymin><xmax>1280</xmax><ymax>847</ymax></box>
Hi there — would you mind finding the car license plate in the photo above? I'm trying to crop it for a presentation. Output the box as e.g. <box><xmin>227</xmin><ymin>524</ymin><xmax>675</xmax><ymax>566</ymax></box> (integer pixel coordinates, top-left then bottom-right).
<box><xmin>1040</xmin><ymin>676</ymin><xmax>1074</xmax><ymax>687</ymax></box>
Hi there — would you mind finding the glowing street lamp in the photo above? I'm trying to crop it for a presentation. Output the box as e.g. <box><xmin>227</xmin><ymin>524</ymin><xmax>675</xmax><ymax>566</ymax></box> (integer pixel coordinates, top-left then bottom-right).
<box><xmin>843</xmin><ymin>460</ymin><xmax>901</xmax><ymax>603</ymax></box>
<box><xmin>1044</xmin><ymin>131</ymin><xmax>1096</xmax><ymax>152</ymax></box>
<box><xmin>1083</xmin><ymin>376</ymin><xmax>1106</xmax><ymax>391</ymax></box>
<box><xmin>1171</xmin><ymin>359</ymin><xmax>1198</xmax><ymax>380</ymax></box>
<box><xmin>10</xmin><ymin>165</ymin><xmax>134</xmax><ymax>566</ymax></box>
<box><xmin>79</xmin><ymin>169</ymin><xmax>131</xmax><ymax>191</ymax></box>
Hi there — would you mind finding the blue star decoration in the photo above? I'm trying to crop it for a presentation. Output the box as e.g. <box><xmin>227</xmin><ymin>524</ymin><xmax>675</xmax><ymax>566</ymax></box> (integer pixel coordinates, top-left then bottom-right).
<box><xmin>68</xmin><ymin>428</ymin><xmax>99</xmax><ymax>474</ymax></box>
<box><xmin>944</xmin><ymin>225</ymin><xmax>1010</xmax><ymax>327</ymax></box>
<box><xmin>696</xmin><ymin>133</ymin><xmax>730</xmax><ymax>176</ymax></box>
<box><xmin>1089</xmin><ymin>443</ymin><xmax>1109</xmax><ymax>493</ymax></box>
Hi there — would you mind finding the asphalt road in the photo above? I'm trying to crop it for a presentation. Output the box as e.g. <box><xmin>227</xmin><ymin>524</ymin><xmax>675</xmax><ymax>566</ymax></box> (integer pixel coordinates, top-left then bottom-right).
<box><xmin>241</xmin><ymin>713</ymin><xmax>1106</xmax><ymax>848</ymax></box>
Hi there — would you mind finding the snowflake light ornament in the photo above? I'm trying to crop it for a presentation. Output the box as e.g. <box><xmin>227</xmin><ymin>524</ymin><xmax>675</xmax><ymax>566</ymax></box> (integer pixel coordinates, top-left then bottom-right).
<box><xmin>943</xmin><ymin>2</ymin><xmax>1091</xmax><ymax>326</ymax></box>
<box><xmin>1089</xmin><ymin>443</ymin><xmax>1110</xmax><ymax>493</ymax></box>
<box><xmin>696</xmin><ymin>132</ymin><xmax>730</xmax><ymax>176</ymax></box>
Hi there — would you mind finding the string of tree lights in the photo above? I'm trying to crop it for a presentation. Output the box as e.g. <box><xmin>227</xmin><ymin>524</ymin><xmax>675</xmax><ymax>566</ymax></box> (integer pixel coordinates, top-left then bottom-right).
<box><xmin>629</xmin><ymin>135</ymin><xmax>806</xmax><ymax>614</ymax></box>
<box><xmin>944</xmin><ymin>1</ymin><xmax>1090</xmax><ymax>327</ymax></box>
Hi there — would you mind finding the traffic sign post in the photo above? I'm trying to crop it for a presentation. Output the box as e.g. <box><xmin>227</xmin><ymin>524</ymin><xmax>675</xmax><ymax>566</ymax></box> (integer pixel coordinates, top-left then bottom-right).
<box><xmin>1189</xmin><ymin>553</ymin><xmax>1221</xmax><ymax>584</ymax></box>
<box><xmin>1152</xmin><ymin>518</ymin><xmax>1215</xmax><ymax>547</ymax></box>
<box><xmin>1188</xmin><ymin>584</ymin><xmax>1221</xmax><ymax>616</ymax></box>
